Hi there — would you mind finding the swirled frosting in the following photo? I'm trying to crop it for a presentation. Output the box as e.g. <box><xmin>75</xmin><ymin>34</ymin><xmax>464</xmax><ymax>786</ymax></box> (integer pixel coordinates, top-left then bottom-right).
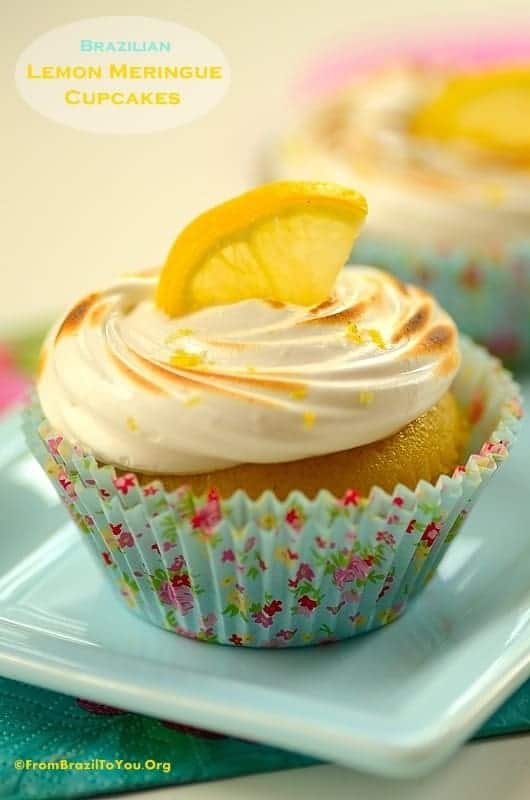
<box><xmin>275</xmin><ymin>66</ymin><xmax>530</xmax><ymax>247</ymax></box>
<box><xmin>37</xmin><ymin>267</ymin><xmax>460</xmax><ymax>474</ymax></box>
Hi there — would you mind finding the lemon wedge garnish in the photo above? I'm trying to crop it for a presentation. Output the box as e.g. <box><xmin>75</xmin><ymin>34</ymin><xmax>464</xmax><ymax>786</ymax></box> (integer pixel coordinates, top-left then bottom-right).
<box><xmin>156</xmin><ymin>181</ymin><xmax>367</xmax><ymax>317</ymax></box>
<box><xmin>411</xmin><ymin>67</ymin><xmax>530</xmax><ymax>160</ymax></box>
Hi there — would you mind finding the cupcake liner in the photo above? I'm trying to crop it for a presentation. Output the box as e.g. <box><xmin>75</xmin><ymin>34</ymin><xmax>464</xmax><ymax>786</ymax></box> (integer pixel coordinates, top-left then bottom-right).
<box><xmin>23</xmin><ymin>338</ymin><xmax>522</xmax><ymax>647</ymax></box>
<box><xmin>353</xmin><ymin>239</ymin><xmax>530</xmax><ymax>368</ymax></box>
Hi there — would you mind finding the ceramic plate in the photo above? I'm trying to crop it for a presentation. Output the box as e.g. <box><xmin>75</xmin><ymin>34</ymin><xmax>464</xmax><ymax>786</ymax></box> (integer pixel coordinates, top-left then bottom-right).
<box><xmin>0</xmin><ymin>386</ymin><xmax>529</xmax><ymax>779</ymax></box>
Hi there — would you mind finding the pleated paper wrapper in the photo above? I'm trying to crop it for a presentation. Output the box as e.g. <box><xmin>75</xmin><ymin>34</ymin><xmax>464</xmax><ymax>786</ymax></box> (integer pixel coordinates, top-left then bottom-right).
<box><xmin>23</xmin><ymin>338</ymin><xmax>522</xmax><ymax>648</ymax></box>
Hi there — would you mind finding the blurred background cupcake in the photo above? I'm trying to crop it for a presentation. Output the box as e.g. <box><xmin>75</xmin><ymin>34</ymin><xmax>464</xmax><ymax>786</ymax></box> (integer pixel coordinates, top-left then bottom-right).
<box><xmin>270</xmin><ymin>32</ymin><xmax>530</xmax><ymax>366</ymax></box>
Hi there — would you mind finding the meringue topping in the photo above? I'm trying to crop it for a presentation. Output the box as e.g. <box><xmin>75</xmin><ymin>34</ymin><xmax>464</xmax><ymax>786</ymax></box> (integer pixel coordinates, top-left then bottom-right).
<box><xmin>37</xmin><ymin>266</ymin><xmax>460</xmax><ymax>474</ymax></box>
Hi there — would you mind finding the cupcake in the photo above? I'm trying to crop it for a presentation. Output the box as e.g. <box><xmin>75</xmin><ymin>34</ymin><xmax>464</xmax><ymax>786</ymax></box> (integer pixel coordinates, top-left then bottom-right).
<box><xmin>271</xmin><ymin>35</ymin><xmax>530</xmax><ymax>365</ymax></box>
<box><xmin>24</xmin><ymin>181</ymin><xmax>522</xmax><ymax>647</ymax></box>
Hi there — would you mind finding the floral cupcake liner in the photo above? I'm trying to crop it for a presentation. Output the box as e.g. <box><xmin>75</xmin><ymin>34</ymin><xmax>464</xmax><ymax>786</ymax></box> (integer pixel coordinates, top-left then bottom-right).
<box><xmin>353</xmin><ymin>239</ymin><xmax>530</xmax><ymax>368</ymax></box>
<box><xmin>23</xmin><ymin>338</ymin><xmax>522</xmax><ymax>648</ymax></box>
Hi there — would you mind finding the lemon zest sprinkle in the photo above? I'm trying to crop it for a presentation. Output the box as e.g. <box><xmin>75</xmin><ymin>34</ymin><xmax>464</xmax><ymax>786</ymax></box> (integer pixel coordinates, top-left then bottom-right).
<box><xmin>366</xmin><ymin>328</ymin><xmax>385</xmax><ymax>348</ymax></box>
<box><xmin>358</xmin><ymin>391</ymin><xmax>374</xmax><ymax>406</ymax></box>
<box><xmin>345</xmin><ymin>322</ymin><xmax>364</xmax><ymax>344</ymax></box>
<box><xmin>126</xmin><ymin>416</ymin><xmax>139</xmax><ymax>431</ymax></box>
<box><xmin>170</xmin><ymin>349</ymin><xmax>205</xmax><ymax>369</ymax></box>
<box><xmin>303</xmin><ymin>410</ymin><xmax>316</xmax><ymax>429</ymax></box>
<box><xmin>346</xmin><ymin>322</ymin><xmax>385</xmax><ymax>348</ymax></box>
<box><xmin>183</xmin><ymin>394</ymin><xmax>202</xmax><ymax>407</ymax></box>
<box><xmin>290</xmin><ymin>386</ymin><xmax>308</xmax><ymax>400</ymax></box>
<box><xmin>165</xmin><ymin>328</ymin><xmax>195</xmax><ymax>344</ymax></box>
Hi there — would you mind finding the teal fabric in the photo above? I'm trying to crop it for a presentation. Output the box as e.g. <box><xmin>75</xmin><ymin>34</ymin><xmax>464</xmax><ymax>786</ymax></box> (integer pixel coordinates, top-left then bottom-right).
<box><xmin>478</xmin><ymin>679</ymin><xmax>530</xmax><ymax>738</ymax></box>
<box><xmin>0</xmin><ymin>678</ymin><xmax>314</xmax><ymax>799</ymax></box>
<box><xmin>0</xmin><ymin>677</ymin><xmax>529</xmax><ymax>799</ymax></box>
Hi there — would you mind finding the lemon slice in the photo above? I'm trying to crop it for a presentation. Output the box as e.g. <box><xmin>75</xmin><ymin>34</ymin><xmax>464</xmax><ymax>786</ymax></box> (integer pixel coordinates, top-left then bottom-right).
<box><xmin>411</xmin><ymin>67</ymin><xmax>530</xmax><ymax>160</ymax></box>
<box><xmin>156</xmin><ymin>181</ymin><xmax>367</xmax><ymax>317</ymax></box>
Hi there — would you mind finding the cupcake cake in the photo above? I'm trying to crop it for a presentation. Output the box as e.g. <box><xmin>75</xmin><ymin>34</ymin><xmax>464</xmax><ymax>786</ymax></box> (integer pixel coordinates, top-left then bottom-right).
<box><xmin>271</xmin><ymin>36</ymin><xmax>530</xmax><ymax>364</ymax></box>
<box><xmin>25</xmin><ymin>181</ymin><xmax>522</xmax><ymax>647</ymax></box>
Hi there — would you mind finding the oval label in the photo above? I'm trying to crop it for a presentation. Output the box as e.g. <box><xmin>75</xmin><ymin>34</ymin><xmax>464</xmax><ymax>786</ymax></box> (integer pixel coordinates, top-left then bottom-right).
<box><xmin>15</xmin><ymin>16</ymin><xmax>230</xmax><ymax>134</ymax></box>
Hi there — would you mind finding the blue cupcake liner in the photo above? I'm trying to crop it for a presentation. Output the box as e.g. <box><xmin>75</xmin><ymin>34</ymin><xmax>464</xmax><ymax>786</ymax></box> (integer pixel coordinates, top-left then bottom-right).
<box><xmin>23</xmin><ymin>338</ymin><xmax>522</xmax><ymax>647</ymax></box>
<box><xmin>353</xmin><ymin>238</ymin><xmax>530</xmax><ymax>367</ymax></box>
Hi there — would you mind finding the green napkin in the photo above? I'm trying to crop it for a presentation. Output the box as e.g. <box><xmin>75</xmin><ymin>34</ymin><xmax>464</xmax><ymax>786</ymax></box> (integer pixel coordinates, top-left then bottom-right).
<box><xmin>1</xmin><ymin>676</ymin><xmax>529</xmax><ymax>800</ymax></box>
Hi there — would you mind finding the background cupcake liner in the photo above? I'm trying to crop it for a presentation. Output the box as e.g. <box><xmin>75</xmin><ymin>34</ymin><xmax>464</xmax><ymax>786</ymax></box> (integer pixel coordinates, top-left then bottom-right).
<box><xmin>23</xmin><ymin>338</ymin><xmax>522</xmax><ymax>648</ymax></box>
<box><xmin>354</xmin><ymin>239</ymin><xmax>530</xmax><ymax>368</ymax></box>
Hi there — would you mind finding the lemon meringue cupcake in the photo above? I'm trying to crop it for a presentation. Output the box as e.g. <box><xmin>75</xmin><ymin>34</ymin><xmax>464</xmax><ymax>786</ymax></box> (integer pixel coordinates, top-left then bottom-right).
<box><xmin>272</xmin><ymin>38</ymin><xmax>530</xmax><ymax>365</ymax></box>
<box><xmin>24</xmin><ymin>182</ymin><xmax>522</xmax><ymax>647</ymax></box>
